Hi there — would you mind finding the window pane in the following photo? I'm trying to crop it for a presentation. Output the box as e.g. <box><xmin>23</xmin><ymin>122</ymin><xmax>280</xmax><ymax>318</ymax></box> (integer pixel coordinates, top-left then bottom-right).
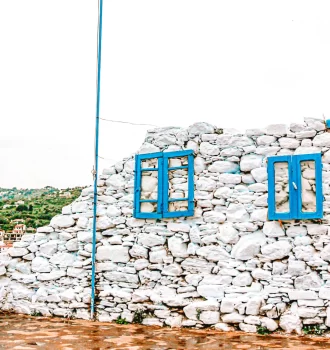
<box><xmin>139</xmin><ymin>158</ymin><xmax>158</xmax><ymax>214</ymax></box>
<box><xmin>169</xmin><ymin>200</ymin><xmax>188</xmax><ymax>212</ymax></box>
<box><xmin>274</xmin><ymin>162</ymin><xmax>290</xmax><ymax>213</ymax></box>
<box><xmin>300</xmin><ymin>160</ymin><xmax>316</xmax><ymax>213</ymax></box>
<box><xmin>141</xmin><ymin>158</ymin><xmax>158</xmax><ymax>169</ymax></box>
<box><xmin>168</xmin><ymin>169</ymin><xmax>189</xmax><ymax>198</ymax></box>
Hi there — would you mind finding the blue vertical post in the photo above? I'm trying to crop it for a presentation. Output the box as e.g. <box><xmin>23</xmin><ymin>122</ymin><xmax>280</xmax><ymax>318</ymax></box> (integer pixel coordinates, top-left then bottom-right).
<box><xmin>90</xmin><ymin>0</ymin><xmax>103</xmax><ymax>320</ymax></box>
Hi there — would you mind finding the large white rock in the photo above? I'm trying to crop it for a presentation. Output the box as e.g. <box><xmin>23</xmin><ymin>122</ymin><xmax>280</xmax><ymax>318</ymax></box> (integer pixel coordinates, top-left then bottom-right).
<box><xmin>217</xmin><ymin>223</ymin><xmax>239</xmax><ymax>244</ymax></box>
<box><xmin>37</xmin><ymin>270</ymin><xmax>66</xmax><ymax>281</ymax></box>
<box><xmin>138</xmin><ymin>233</ymin><xmax>166</xmax><ymax>247</ymax></box>
<box><xmin>106</xmin><ymin>205</ymin><xmax>122</xmax><ymax>218</ymax></box>
<box><xmin>222</xmin><ymin>313</ymin><xmax>245</xmax><ymax>323</ymax></box>
<box><xmin>183</xmin><ymin>300</ymin><xmax>219</xmax><ymax>320</ymax></box>
<box><xmin>203</xmin><ymin>211</ymin><xmax>226</xmax><ymax>223</ymax></box>
<box><xmin>232</xmin><ymin>272</ymin><xmax>252</xmax><ymax>286</ymax></box>
<box><xmin>257</xmin><ymin>135</ymin><xmax>276</xmax><ymax>145</ymax></box>
<box><xmin>218</xmin><ymin>174</ymin><xmax>241</xmax><ymax>184</ymax></box>
<box><xmin>313</xmin><ymin>132</ymin><xmax>330</xmax><ymax>147</ymax></box>
<box><xmin>8</xmin><ymin>248</ymin><xmax>28</xmax><ymax>257</ymax></box>
<box><xmin>266</xmin><ymin>124</ymin><xmax>287</xmax><ymax>136</ymax></box>
<box><xmin>196</xmin><ymin>178</ymin><xmax>217</xmax><ymax>191</ymax></box>
<box><xmin>231</xmin><ymin>231</ymin><xmax>266</xmax><ymax>260</ymax></box>
<box><xmin>262</xmin><ymin>221</ymin><xmax>285</xmax><ymax>237</ymax></box>
<box><xmin>294</xmin><ymin>272</ymin><xmax>322</xmax><ymax>290</ymax></box>
<box><xmin>196</xmin><ymin>246</ymin><xmax>230</xmax><ymax>262</ymax></box>
<box><xmin>0</xmin><ymin>266</ymin><xmax>6</xmax><ymax>276</ymax></box>
<box><xmin>240</xmin><ymin>155</ymin><xmax>263</xmax><ymax>172</ymax></box>
<box><xmin>208</xmin><ymin>161</ymin><xmax>239</xmax><ymax>173</ymax></box>
<box><xmin>50</xmin><ymin>215</ymin><xmax>75</xmax><ymax>229</ymax></box>
<box><xmin>31</xmin><ymin>257</ymin><xmax>51</xmax><ymax>273</ymax></box>
<box><xmin>188</xmin><ymin>122</ymin><xmax>214</xmax><ymax>136</ymax></box>
<box><xmin>279</xmin><ymin>137</ymin><xmax>300</xmax><ymax>149</ymax></box>
<box><xmin>200</xmin><ymin>142</ymin><xmax>219</xmax><ymax>156</ymax></box>
<box><xmin>168</xmin><ymin>236</ymin><xmax>188</xmax><ymax>258</ymax></box>
<box><xmin>326</xmin><ymin>307</ymin><xmax>330</xmax><ymax>327</ymax></box>
<box><xmin>96</xmin><ymin>246</ymin><xmax>130</xmax><ymax>263</ymax></box>
<box><xmin>251</xmin><ymin>167</ymin><xmax>267</xmax><ymax>183</ymax></box>
<box><xmin>106</xmin><ymin>174</ymin><xmax>126</xmax><ymax>188</ymax></box>
<box><xmin>200</xmin><ymin>311</ymin><xmax>220</xmax><ymax>325</ymax></box>
<box><xmin>39</xmin><ymin>241</ymin><xmax>58</xmax><ymax>256</ymax></box>
<box><xmin>226</xmin><ymin>204</ymin><xmax>249</xmax><ymax>222</ymax></box>
<box><xmin>50</xmin><ymin>252</ymin><xmax>76</xmax><ymax>267</ymax></box>
<box><xmin>279</xmin><ymin>312</ymin><xmax>302</xmax><ymax>334</ymax></box>
<box><xmin>320</xmin><ymin>244</ymin><xmax>330</xmax><ymax>261</ymax></box>
<box><xmin>65</xmin><ymin>238</ymin><xmax>78</xmax><ymax>251</ymax></box>
<box><xmin>261</xmin><ymin>241</ymin><xmax>291</xmax><ymax>260</ymax></box>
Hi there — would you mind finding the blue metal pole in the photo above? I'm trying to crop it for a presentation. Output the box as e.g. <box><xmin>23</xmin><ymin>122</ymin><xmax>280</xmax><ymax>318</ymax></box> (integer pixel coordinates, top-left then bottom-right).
<box><xmin>91</xmin><ymin>0</ymin><xmax>103</xmax><ymax>320</ymax></box>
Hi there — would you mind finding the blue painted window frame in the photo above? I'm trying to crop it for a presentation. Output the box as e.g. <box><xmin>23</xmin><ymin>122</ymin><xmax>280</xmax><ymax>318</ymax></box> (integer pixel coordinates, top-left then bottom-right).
<box><xmin>134</xmin><ymin>150</ymin><xmax>194</xmax><ymax>219</ymax></box>
<box><xmin>268</xmin><ymin>153</ymin><xmax>323</xmax><ymax>220</ymax></box>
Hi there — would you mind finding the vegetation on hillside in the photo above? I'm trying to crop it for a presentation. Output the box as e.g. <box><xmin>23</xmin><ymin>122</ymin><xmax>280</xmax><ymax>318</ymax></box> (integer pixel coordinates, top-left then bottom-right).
<box><xmin>0</xmin><ymin>187</ymin><xmax>83</xmax><ymax>232</ymax></box>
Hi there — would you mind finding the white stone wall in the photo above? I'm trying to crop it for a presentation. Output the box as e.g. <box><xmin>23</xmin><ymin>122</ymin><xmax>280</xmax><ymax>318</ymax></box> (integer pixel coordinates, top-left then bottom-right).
<box><xmin>2</xmin><ymin>118</ymin><xmax>330</xmax><ymax>334</ymax></box>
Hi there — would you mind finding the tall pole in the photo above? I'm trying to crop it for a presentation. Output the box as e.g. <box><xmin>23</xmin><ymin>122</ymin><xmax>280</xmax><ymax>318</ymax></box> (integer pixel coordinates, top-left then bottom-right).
<box><xmin>90</xmin><ymin>0</ymin><xmax>103</xmax><ymax>320</ymax></box>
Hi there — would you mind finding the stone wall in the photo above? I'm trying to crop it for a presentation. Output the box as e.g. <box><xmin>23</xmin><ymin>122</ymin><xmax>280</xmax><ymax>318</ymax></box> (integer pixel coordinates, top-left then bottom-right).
<box><xmin>2</xmin><ymin>118</ymin><xmax>330</xmax><ymax>334</ymax></box>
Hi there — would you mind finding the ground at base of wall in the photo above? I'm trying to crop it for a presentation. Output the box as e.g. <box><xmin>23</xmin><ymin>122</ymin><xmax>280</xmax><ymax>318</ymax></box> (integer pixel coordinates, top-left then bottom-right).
<box><xmin>1</xmin><ymin>313</ymin><xmax>330</xmax><ymax>350</ymax></box>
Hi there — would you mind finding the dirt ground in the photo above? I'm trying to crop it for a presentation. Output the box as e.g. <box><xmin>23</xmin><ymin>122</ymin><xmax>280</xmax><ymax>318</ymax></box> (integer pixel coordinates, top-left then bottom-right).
<box><xmin>1</xmin><ymin>313</ymin><xmax>330</xmax><ymax>350</ymax></box>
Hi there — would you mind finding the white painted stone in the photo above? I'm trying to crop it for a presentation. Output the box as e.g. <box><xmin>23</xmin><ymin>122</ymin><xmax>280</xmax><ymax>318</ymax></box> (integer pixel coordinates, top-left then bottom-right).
<box><xmin>262</xmin><ymin>221</ymin><xmax>285</xmax><ymax>237</ymax></box>
<box><xmin>231</xmin><ymin>232</ymin><xmax>266</xmax><ymax>260</ymax></box>
<box><xmin>226</xmin><ymin>204</ymin><xmax>249</xmax><ymax>222</ymax></box>
<box><xmin>251</xmin><ymin>167</ymin><xmax>267</xmax><ymax>183</ymax></box>
<box><xmin>168</xmin><ymin>236</ymin><xmax>188</xmax><ymax>258</ymax></box>
<box><xmin>31</xmin><ymin>257</ymin><xmax>51</xmax><ymax>273</ymax></box>
<box><xmin>138</xmin><ymin>233</ymin><xmax>166</xmax><ymax>247</ymax></box>
<box><xmin>266</xmin><ymin>124</ymin><xmax>287</xmax><ymax>136</ymax></box>
<box><xmin>222</xmin><ymin>313</ymin><xmax>245</xmax><ymax>323</ymax></box>
<box><xmin>96</xmin><ymin>246</ymin><xmax>130</xmax><ymax>263</ymax></box>
<box><xmin>217</xmin><ymin>223</ymin><xmax>239</xmax><ymax>244</ymax></box>
<box><xmin>261</xmin><ymin>241</ymin><xmax>291</xmax><ymax>260</ymax></box>
<box><xmin>208</xmin><ymin>161</ymin><xmax>239</xmax><ymax>173</ymax></box>
<box><xmin>279</xmin><ymin>137</ymin><xmax>300</xmax><ymax>149</ymax></box>
<box><xmin>183</xmin><ymin>300</ymin><xmax>219</xmax><ymax>320</ymax></box>
<box><xmin>8</xmin><ymin>248</ymin><xmax>29</xmax><ymax>257</ymax></box>
<box><xmin>240</xmin><ymin>155</ymin><xmax>263</xmax><ymax>172</ymax></box>
<box><xmin>279</xmin><ymin>312</ymin><xmax>302</xmax><ymax>334</ymax></box>
<box><xmin>203</xmin><ymin>211</ymin><xmax>226</xmax><ymax>223</ymax></box>
<box><xmin>196</xmin><ymin>246</ymin><xmax>230</xmax><ymax>262</ymax></box>
<box><xmin>50</xmin><ymin>215</ymin><xmax>75</xmax><ymax>229</ymax></box>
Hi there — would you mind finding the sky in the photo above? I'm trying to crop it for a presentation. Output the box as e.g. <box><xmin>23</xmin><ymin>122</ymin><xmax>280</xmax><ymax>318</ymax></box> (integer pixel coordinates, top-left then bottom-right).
<box><xmin>1</xmin><ymin>0</ymin><xmax>330</xmax><ymax>189</ymax></box>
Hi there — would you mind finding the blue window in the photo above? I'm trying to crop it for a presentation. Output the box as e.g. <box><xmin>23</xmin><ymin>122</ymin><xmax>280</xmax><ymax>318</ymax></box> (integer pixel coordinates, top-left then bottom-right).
<box><xmin>134</xmin><ymin>150</ymin><xmax>194</xmax><ymax>219</ymax></box>
<box><xmin>268</xmin><ymin>153</ymin><xmax>323</xmax><ymax>220</ymax></box>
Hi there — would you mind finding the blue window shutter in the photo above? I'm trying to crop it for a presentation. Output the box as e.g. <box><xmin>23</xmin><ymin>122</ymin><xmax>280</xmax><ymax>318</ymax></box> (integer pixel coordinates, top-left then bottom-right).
<box><xmin>267</xmin><ymin>155</ymin><xmax>294</xmax><ymax>220</ymax></box>
<box><xmin>294</xmin><ymin>153</ymin><xmax>323</xmax><ymax>219</ymax></box>
<box><xmin>134</xmin><ymin>152</ymin><xmax>164</xmax><ymax>219</ymax></box>
<box><xmin>162</xmin><ymin>150</ymin><xmax>195</xmax><ymax>218</ymax></box>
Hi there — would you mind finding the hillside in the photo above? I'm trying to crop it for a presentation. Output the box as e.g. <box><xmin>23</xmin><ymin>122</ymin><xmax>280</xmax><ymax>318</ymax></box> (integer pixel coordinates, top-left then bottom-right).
<box><xmin>0</xmin><ymin>187</ymin><xmax>83</xmax><ymax>232</ymax></box>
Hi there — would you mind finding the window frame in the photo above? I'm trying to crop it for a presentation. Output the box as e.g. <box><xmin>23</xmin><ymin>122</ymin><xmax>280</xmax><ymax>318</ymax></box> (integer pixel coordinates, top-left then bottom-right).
<box><xmin>267</xmin><ymin>153</ymin><xmax>323</xmax><ymax>220</ymax></box>
<box><xmin>134</xmin><ymin>150</ymin><xmax>194</xmax><ymax>219</ymax></box>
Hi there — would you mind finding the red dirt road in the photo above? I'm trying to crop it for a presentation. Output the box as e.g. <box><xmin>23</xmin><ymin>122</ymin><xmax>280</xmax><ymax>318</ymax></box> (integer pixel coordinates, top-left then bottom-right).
<box><xmin>1</xmin><ymin>313</ymin><xmax>330</xmax><ymax>349</ymax></box>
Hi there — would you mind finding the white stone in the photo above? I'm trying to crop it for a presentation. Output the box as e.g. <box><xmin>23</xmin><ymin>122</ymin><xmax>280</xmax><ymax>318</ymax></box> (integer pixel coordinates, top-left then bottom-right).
<box><xmin>168</xmin><ymin>236</ymin><xmax>188</xmax><ymax>258</ymax></box>
<box><xmin>260</xmin><ymin>317</ymin><xmax>278</xmax><ymax>331</ymax></box>
<box><xmin>208</xmin><ymin>161</ymin><xmax>239</xmax><ymax>173</ymax></box>
<box><xmin>279</xmin><ymin>312</ymin><xmax>302</xmax><ymax>334</ymax></box>
<box><xmin>50</xmin><ymin>215</ymin><xmax>75</xmax><ymax>229</ymax></box>
<box><xmin>218</xmin><ymin>174</ymin><xmax>242</xmax><ymax>184</ymax></box>
<box><xmin>240</xmin><ymin>155</ymin><xmax>263</xmax><ymax>172</ymax></box>
<box><xmin>257</xmin><ymin>135</ymin><xmax>276</xmax><ymax>145</ymax></box>
<box><xmin>266</xmin><ymin>124</ymin><xmax>287</xmax><ymax>136</ymax></box>
<box><xmin>96</xmin><ymin>246</ymin><xmax>130</xmax><ymax>263</ymax></box>
<box><xmin>50</xmin><ymin>252</ymin><xmax>76</xmax><ymax>267</ymax></box>
<box><xmin>217</xmin><ymin>223</ymin><xmax>239</xmax><ymax>244</ymax></box>
<box><xmin>231</xmin><ymin>232</ymin><xmax>266</xmax><ymax>260</ymax></box>
<box><xmin>222</xmin><ymin>313</ymin><xmax>245</xmax><ymax>323</ymax></box>
<box><xmin>167</xmin><ymin>222</ymin><xmax>190</xmax><ymax>232</ymax></box>
<box><xmin>188</xmin><ymin>122</ymin><xmax>214</xmax><ymax>136</ymax></box>
<box><xmin>196</xmin><ymin>246</ymin><xmax>230</xmax><ymax>262</ymax></box>
<box><xmin>294</xmin><ymin>272</ymin><xmax>322</xmax><ymax>290</ymax></box>
<box><xmin>200</xmin><ymin>142</ymin><xmax>219</xmax><ymax>156</ymax></box>
<box><xmin>31</xmin><ymin>257</ymin><xmax>51</xmax><ymax>273</ymax></box>
<box><xmin>251</xmin><ymin>167</ymin><xmax>267</xmax><ymax>183</ymax></box>
<box><xmin>288</xmin><ymin>260</ymin><xmax>306</xmax><ymax>276</ymax></box>
<box><xmin>232</xmin><ymin>272</ymin><xmax>252</xmax><ymax>286</ymax></box>
<box><xmin>203</xmin><ymin>211</ymin><xmax>226</xmax><ymax>223</ymax></box>
<box><xmin>262</xmin><ymin>221</ymin><xmax>285</xmax><ymax>237</ymax></box>
<box><xmin>226</xmin><ymin>204</ymin><xmax>249</xmax><ymax>222</ymax></box>
<box><xmin>279</xmin><ymin>137</ymin><xmax>300</xmax><ymax>149</ymax></box>
<box><xmin>183</xmin><ymin>300</ymin><xmax>219</xmax><ymax>320</ymax></box>
<box><xmin>8</xmin><ymin>248</ymin><xmax>28</xmax><ymax>257</ymax></box>
<box><xmin>138</xmin><ymin>233</ymin><xmax>166</xmax><ymax>247</ymax></box>
<box><xmin>261</xmin><ymin>241</ymin><xmax>291</xmax><ymax>260</ymax></box>
<box><xmin>239</xmin><ymin>323</ymin><xmax>257</xmax><ymax>333</ymax></box>
<box><xmin>196</xmin><ymin>178</ymin><xmax>217</xmax><ymax>191</ymax></box>
<box><xmin>200</xmin><ymin>311</ymin><xmax>220</xmax><ymax>325</ymax></box>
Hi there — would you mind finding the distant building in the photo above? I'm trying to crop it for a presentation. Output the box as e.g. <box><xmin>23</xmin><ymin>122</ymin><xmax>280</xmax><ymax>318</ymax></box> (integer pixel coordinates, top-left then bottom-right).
<box><xmin>15</xmin><ymin>200</ymin><xmax>25</xmax><ymax>206</ymax></box>
<box><xmin>11</xmin><ymin>219</ymin><xmax>25</xmax><ymax>224</ymax></box>
<box><xmin>4</xmin><ymin>224</ymin><xmax>26</xmax><ymax>242</ymax></box>
<box><xmin>3</xmin><ymin>204</ymin><xmax>12</xmax><ymax>209</ymax></box>
<box><xmin>59</xmin><ymin>191</ymin><xmax>72</xmax><ymax>198</ymax></box>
